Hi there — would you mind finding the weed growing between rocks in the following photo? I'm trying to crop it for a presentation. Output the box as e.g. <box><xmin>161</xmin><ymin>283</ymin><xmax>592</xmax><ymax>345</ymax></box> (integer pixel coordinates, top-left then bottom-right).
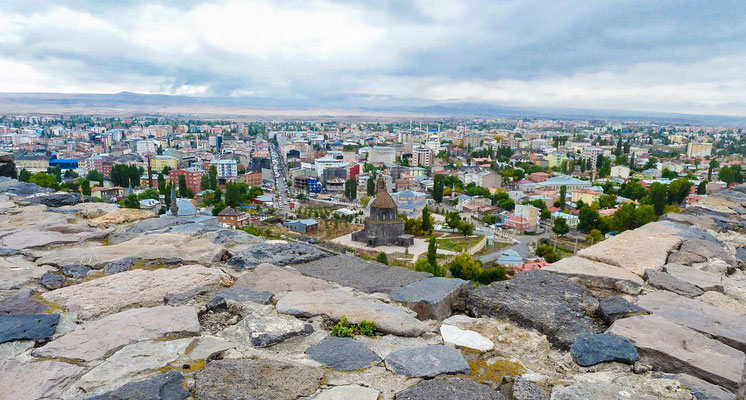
<box><xmin>329</xmin><ymin>315</ymin><xmax>376</xmax><ymax>337</ymax></box>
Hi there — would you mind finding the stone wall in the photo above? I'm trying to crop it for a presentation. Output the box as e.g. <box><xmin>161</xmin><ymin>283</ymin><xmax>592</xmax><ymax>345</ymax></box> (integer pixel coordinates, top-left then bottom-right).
<box><xmin>0</xmin><ymin>152</ymin><xmax>17</xmax><ymax>179</ymax></box>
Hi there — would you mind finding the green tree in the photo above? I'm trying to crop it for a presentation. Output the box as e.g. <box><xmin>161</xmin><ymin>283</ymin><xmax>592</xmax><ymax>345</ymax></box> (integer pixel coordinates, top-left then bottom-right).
<box><xmin>620</xmin><ymin>180</ymin><xmax>646</xmax><ymax>200</ymax></box>
<box><xmin>432</xmin><ymin>175</ymin><xmax>444</xmax><ymax>203</ymax></box>
<box><xmin>458</xmin><ymin>221</ymin><xmax>475</xmax><ymax>236</ymax></box>
<box><xmin>209</xmin><ymin>165</ymin><xmax>218</xmax><ymax>190</ymax></box>
<box><xmin>86</xmin><ymin>170</ymin><xmax>104</xmax><ymax>186</ymax></box>
<box><xmin>558</xmin><ymin>185</ymin><xmax>567</xmax><ymax>210</ymax></box>
<box><xmin>200</xmin><ymin>174</ymin><xmax>210</xmax><ymax>191</ymax></box>
<box><xmin>667</xmin><ymin>178</ymin><xmax>692</xmax><ymax>205</ymax></box>
<box><xmin>585</xmin><ymin>229</ymin><xmax>604</xmax><ymax>244</ymax></box>
<box><xmin>211</xmin><ymin>201</ymin><xmax>227</xmax><ymax>216</ymax></box>
<box><xmin>344</xmin><ymin>178</ymin><xmax>357</xmax><ymax>200</ymax></box>
<box><xmin>661</xmin><ymin>169</ymin><xmax>677</xmax><ymax>179</ymax></box>
<box><xmin>414</xmin><ymin>259</ymin><xmax>445</xmax><ymax>277</ymax></box>
<box><xmin>708</xmin><ymin>160</ymin><xmax>719</xmax><ymax>181</ymax></box>
<box><xmin>598</xmin><ymin>194</ymin><xmax>616</xmax><ymax>209</ymax></box>
<box><xmin>225</xmin><ymin>182</ymin><xmax>242</xmax><ymax>207</ymax></box>
<box><xmin>535</xmin><ymin>243</ymin><xmax>560</xmax><ymax>263</ymax></box>
<box><xmin>138</xmin><ymin>188</ymin><xmax>160</xmax><ymax>200</ymax></box>
<box><xmin>697</xmin><ymin>181</ymin><xmax>707</xmax><ymax>194</ymax></box>
<box><xmin>422</xmin><ymin>207</ymin><xmax>431</xmax><ymax>233</ymax></box>
<box><xmin>427</xmin><ymin>236</ymin><xmax>438</xmax><ymax>270</ymax></box>
<box><xmin>540</xmin><ymin>208</ymin><xmax>551</xmax><ymax>220</ymax></box>
<box><xmin>29</xmin><ymin>172</ymin><xmax>59</xmax><ymax>189</ymax></box>
<box><xmin>214</xmin><ymin>187</ymin><xmax>223</xmax><ymax>204</ymax></box>
<box><xmin>648</xmin><ymin>182</ymin><xmax>667</xmax><ymax>215</ymax></box>
<box><xmin>577</xmin><ymin>206</ymin><xmax>599</xmax><ymax>233</ymax></box>
<box><xmin>122</xmin><ymin>194</ymin><xmax>140</xmax><ymax>209</ymax></box>
<box><xmin>80</xmin><ymin>179</ymin><xmax>91</xmax><ymax>196</ymax></box>
<box><xmin>552</xmin><ymin>217</ymin><xmax>570</xmax><ymax>235</ymax></box>
<box><xmin>448</xmin><ymin>253</ymin><xmax>481</xmax><ymax>281</ymax></box>
<box><xmin>366</xmin><ymin>174</ymin><xmax>376</xmax><ymax>196</ymax></box>
<box><xmin>128</xmin><ymin>165</ymin><xmax>140</xmax><ymax>187</ymax></box>
<box><xmin>157</xmin><ymin>172</ymin><xmax>166</xmax><ymax>194</ymax></box>
<box><xmin>178</xmin><ymin>175</ymin><xmax>189</xmax><ymax>198</ymax></box>
<box><xmin>47</xmin><ymin>166</ymin><xmax>62</xmax><ymax>182</ymax></box>
<box><xmin>445</xmin><ymin>211</ymin><xmax>461</xmax><ymax>229</ymax></box>
<box><xmin>18</xmin><ymin>168</ymin><xmax>31</xmax><ymax>182</ymax></box>
<box><xmin>376</xmin><ymin>252</ymin><xmax>388</xmax><ymax>265</ymax></box>
<box><xmin>634</xmin><ymin>204</ymin><xmax>657</xmax><ymax>226</ymax></box>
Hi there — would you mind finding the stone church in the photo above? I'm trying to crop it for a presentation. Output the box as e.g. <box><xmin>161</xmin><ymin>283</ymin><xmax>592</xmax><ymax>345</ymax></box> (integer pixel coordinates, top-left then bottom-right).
<box><xmin>352</xmin><ymin>176</ymin><xmax>414</xmax><ymax>247</ymax></box>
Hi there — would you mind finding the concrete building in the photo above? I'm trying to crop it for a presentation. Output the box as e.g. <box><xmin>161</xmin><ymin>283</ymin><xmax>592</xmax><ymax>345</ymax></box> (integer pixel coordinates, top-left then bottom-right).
<box><xmin>539</xmin><ymin>175</ymin><xmax>592</xmax><ymax>191</ymax></box>
<box><xmin>213</xmin><ymin>159</ymin><xmax>238</xmax><ymax>178</ymax></box>
<box><xmin>686</xmin><ymin>142</ymin><xmax>713</xmax><ymax>158</ymax></box>
<box><xmin>611</xmin><ymin>165</ymin><xmax>631</xmax><ymax>179</ymax></box>
<box><xmin>581</xmin><ymin>147</ymin><xmax>604</xmax><ymax>169</ymax></box>
<box><xmin>169</xmin><ymin>168</ymin><xmax>204</xmax><ymax>194</ymax></box>
<box><xmin>150</xmin><ymin>155</ymin><xmax>177</xmax><ymax>172</ymax></box>
<box><xmin>136</xmin><ymin>140</ymin><xmax>158</xmax><ymax>154</ymax></box>
<box><xmin>412</xmin><ymin>147</ymin><xmax>432</xmax><ymax>167</ymax></box>
<box><xmin>514</xmin><ymin>204</ymin><xmax>540</xmax><ymax>231</ymax></box>
<box><xmin>367</xmin><ymin>146</ymin><xmax>395</xmax><ymax>164</ymax></box>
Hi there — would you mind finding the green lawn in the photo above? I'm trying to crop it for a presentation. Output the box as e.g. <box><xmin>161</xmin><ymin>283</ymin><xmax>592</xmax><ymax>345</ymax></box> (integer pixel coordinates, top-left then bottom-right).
<box><xmin>435</xmin><ymin>234</ymin><xmax>484</xmax><ymax>253</ymax></box>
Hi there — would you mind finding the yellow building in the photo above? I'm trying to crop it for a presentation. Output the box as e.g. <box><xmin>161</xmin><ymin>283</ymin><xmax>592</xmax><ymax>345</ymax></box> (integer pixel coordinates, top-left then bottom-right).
<box><xmin>571</xmin><ymin>189</ymin><xmax>601</xmax><ymax>204</ymax></box>
<box><xmin>544</xmin><ymin>153</ymin><xmax>567</xmax><ymax>169</ymax></box>
<box><xmin>150</xmin><ymin>155</ymin><xmax>178</xmax><ymax>171</ymax></box>
<box><xmin>14</xmin><ymin>155</ymin><xmax>49</xmax><ymax>172</ymax></box>
<box><xmin>686</xmin><ymin>142</ymin><xmax>712</xmax><ymax>158</ymax></box>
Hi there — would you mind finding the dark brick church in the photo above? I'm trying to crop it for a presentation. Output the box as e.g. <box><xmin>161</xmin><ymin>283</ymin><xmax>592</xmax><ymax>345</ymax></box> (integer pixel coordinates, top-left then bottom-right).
<box><xmin>352</xmin><ymin>176</ymin><xmax>414</xmax><ymax>247</ymax></box>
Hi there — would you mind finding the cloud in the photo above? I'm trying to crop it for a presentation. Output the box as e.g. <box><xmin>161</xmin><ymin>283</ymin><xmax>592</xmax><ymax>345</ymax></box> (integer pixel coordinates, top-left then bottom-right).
<box><xmin>0</xmin><ymin>0</ymin><xmax>745</xmax><ymax>115</ymax></box>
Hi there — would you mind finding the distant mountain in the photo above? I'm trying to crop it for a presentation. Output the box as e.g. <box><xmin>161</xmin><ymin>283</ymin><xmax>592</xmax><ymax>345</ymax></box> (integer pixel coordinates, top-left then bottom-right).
<box><xmin>0</xmin><ymin>91</ymin><xmax>744</xmax><ymax>126</ymax></box>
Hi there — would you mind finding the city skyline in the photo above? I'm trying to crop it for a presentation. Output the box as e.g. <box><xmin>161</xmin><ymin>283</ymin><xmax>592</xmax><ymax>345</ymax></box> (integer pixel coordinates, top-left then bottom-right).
<box><xmin>1</xmin><ymin>1</ymin><xmax>745</xmax><ymax>116</ymax></box>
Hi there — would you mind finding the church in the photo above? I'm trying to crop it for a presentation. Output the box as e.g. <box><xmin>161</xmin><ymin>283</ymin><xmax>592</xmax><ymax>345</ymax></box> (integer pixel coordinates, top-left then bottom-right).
<box><xmin>352</xmin><ymin>176</ymin><xmax>414</xmax><ymax>247</ymax></box>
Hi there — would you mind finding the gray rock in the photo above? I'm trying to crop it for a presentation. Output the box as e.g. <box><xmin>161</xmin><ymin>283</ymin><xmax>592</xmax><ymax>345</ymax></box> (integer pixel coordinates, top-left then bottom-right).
<box><xmin>233</xmin><ymin>264</ymin><xmax>333</xmax><ymax>294</ymax></box>
<box><xmin>86</xmin><ymin>370</ymin><xmax>190</xmax><ymax>400</ymax></box>
<box><xmin>394</xmin><ymin>378</ymin><xmax>505</xmax><ymax>400</ymax></box>
<box><xmin>466</xmin><ymin>270</ymin><xmax>603</xmax><ymax>350</ymax></box>
<box><xmin>384</xmin><ymin>344</ymin><xmax>470</xmax><ymax>378</ymax></box>
<box><xmin>0</xmin><ymin>288</ymin><xmax>49</xmax><ymax>314</ymax></box>
<box><xmin>0</xmin><ymin>359</ymin><xmax>84</xmax><ymax>400</ymax></box>
<box><xmin>227</xmin><ymin>242</ymin><xmax>329</xmax><ymax>269</ymax></box>
<box><xmin>512</xmin><ymin>378</ymin><xmax>547</xmax><ymax>400</ymax></box>
<box><xmin>207</xmin><ymin>287</ymin><xmax>274</xmax><ymax>311</ymax></box>
<box><xmin>0</xmin><ymin>177</ymin><xmax>53</xmax><ymax>197</ymax></box>
<box><xmin>0</xmin><ymin>248</ymin><xmax>20</xmax><ymax>256</ymax></box>
<box><xmin>294</xmin><ymin>254</ymin><xmax>431</xmax><ymax>293</ymax></box>
<box><xmin>0</xmin><ymin>161</ymin><xmax>16</xmax><ymax>179</ymax></box>
<box><xmin>163</xmin><ymin>286</ymin><xmax>211</xmax><ymax>306</ymax></box>
<box><xmin>390</xmin><ymin>277</ymin><xmax>470</xmax><ymax>320</ymax></box>
<box><xmin>103</xmin><ymin>257</ymin><xmax>137</xmax><ymax>274</ymax></box>
<box><xmin>663</xmin><ymin>264</ymin><xmax>725</xmax><ymax>292</ymax></box>
<box><xmin>40</xmin><ymin>272</ymin><xmax>65</xmax><ymax>289</ymax></box>
<box><xmin>61</xmin><ymin>264</ymin><xmax>91</xmax><ymax>279</ymax></box>
<box><xmin>644</xmin><ymin>269</ymin><xmax>704</xmax><ymax>298</ymax></box>
<box><xmin>736</xmin><ymin>247</ymin><xmax>746</xmax><ymax>264</ymax></box>
<box><xmin>315</xmin><ymin>385</ymin><xmax>380</xmax><ymax>400</ymax></box>
<box><xmin>550</xmin><ymin>383</ymin><xmax>656</xmax><ymax>400</ymax></box>
<box><xmin>17</xmin><ymin>192</ymin><xmax>90</xmax><ymax>207</ymax></box>
<box><xmin>608</xmin><ymin>314</ymin><xmax>745</xmax><ymax>392</ymax></box>
<box><xmin>668</xmin><ymin>250</ymin><xmax>707</xmax><ymax>265</ymax></box>
<box><xmin>0</xmin><ymin>152</ymin><xmax>13</xmax><ymax>162</ymax></box>
<box><xmin>637</xmin><ymin>290</ymin><xmax>746</xmax><ymax>353</ymax></box>
<box><xmin>0</xmin><ymin>314</ymin><xmax>59</xmax><ymax>343</ymax></box>
<box><xmin>680</xmin><ymin>239</ymin><xmax>735</xmax><ymax>264</ymax></box>
<box><xmin>569</xmin><ymin>333</ymin><xmax>637</xmax><ymax>367</ymax></box>
<box><xmin>194</xmin><ymin>359</ymin><xmax>323</xmax><ymax>400</ymax></box>
<box><xmin>307</xmin><ymin>337</ymin><xmax>381</xmax><ymax>371</ymax></box>
<box><xmin>221</xmin><ymin>314</ymin><xmax>313</xmax><ymax>347</ymax></box>
<box><xmin>663</xmin><ymin>373</ymin><xmax>736</xmax><ymax>400</ymax></box>
<box><xmin>597</xmin><ymin>296</ymin><xmax>649</xmax><ymax>325</ymax></box>
<box><xmin>212</xmin><ymin>229</ymin><xmax>257</xmax><ymax>245</ymax></box>
<box><xmin>145</xmin><ymin>258</ymin><xmax>182</xmax><ymax>267</ymax></box>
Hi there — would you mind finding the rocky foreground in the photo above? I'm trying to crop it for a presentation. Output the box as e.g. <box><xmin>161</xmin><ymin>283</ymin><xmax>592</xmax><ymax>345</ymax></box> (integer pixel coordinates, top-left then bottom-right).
<box><xmin>1</xmin><ymin>176</ymin><xmax>746</xmax><ymax>399</ymax></box>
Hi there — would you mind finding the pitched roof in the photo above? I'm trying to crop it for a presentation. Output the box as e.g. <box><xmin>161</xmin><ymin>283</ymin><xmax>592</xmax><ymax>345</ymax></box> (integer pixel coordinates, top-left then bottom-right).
<box><xmin>369</xmin><ymin>175</ymin><xmax>397</xmax><ymax>209</ymax></box>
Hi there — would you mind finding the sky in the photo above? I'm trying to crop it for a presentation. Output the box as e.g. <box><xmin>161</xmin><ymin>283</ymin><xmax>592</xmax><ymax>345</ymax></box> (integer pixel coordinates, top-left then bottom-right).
<box><xmin>1</xmin><ymin>0</ymin><xmax>746</xmax><ymax>116</ymax></box>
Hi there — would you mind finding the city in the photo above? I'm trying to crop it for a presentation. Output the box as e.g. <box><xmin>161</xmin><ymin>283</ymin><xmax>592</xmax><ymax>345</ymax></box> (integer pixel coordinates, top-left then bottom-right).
<box><xmin>1</xmin><ymin>1</ymin><xmax>746</xmax><ymax>400</ymax></box>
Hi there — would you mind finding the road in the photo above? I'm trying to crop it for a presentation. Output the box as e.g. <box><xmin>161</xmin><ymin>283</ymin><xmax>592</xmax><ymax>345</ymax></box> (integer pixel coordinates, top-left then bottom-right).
<box><xmin>269</xmin><ymin>143</ymin><xmax>291</xmax><ymax>213</ymax></box>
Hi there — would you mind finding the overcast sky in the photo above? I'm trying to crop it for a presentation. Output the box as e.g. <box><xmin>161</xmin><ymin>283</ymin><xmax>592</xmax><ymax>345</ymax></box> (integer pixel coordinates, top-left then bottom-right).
<box><xmin>1</xmin><ymin>0</ymin><xmax>745</xmax><ymax>116</ymax></box>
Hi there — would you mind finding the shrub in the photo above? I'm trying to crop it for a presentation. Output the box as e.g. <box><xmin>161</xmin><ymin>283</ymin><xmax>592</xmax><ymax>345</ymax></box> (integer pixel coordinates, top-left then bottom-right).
<box><xmin>330</xmin><ymin>315</ymin><xmax>376</xmax><ymax>337</ymax></box>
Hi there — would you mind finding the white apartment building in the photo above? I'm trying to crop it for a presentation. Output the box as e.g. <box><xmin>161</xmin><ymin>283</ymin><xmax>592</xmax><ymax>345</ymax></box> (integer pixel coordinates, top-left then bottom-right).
<box><xmin>213</xmin><ymin>159</ymin><xmax>238</xmax><ymax>178</ymax></box>
<box><xmin>136</xmin><ymin>140</ymin><xmax>158</xmax><ymax>154</ymax></box>
<box><xmin>686</xmin><ymin>142</ymin><xmax>713</xmax><ymax>158</ymax></box>
<box><xmin>412</xmin><ymin>147</ymin><xmax>432</xmax><ymax>167</ymax></box>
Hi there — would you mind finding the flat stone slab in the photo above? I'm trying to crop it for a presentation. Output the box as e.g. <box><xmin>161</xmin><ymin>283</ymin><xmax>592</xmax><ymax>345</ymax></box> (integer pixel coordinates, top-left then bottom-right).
<box><xmin>637</xmin><ymin>290</ymin><xmax>746</xmax><ymax>353</ymax></box>
<box><xmin>87</xmin><ymin>370</ymin><xmax>190</xmax><ymax>400</ymax></box>
<box><xmin>277</xmin><ymin>288</ymin><xmax>427</xmax><ymax>337</ymax></box>
<box><xmin>440</xmin><ymin>324</ymin><xmax>494</xmax><ymax>352</ymax></box>
<box><xmin>608</xmin><ymin>314</ymin><xmax>746</xmax><ymax>392</ymax></box>
<box><xmin>644</xmin><ymin>269</ymin><xmax>704</xmax><ymax>297</ymax></box>
<box><xmin>577</xmin><ymin>228</ymin><xmax>682</xmax><ymax>276</ymax></box>
<box><xmin>597</xmin><ymin>296</ymin><xmax>648</xmax><ymax>325</ymax></box>
<box><xmin>394</xmin><ymin>378</ymin><xmax>505</xmax><ymax>399</ymax></box>
<box><xmin>0</xmin><ymin>255</ymin><xmax>52</xmax><ymax>290</ymax></box>
<box><xmin>0</xmin><ymin>288</ymin><xmax>49</xmax><ymax>314</ymax></box>
<box><xmin>79</xmin><ymin>338</ymin><xmax>193</xmax><ymax>394</ymax></box>
<box><xmin>569</xmin><ymin>333</ymin><xmax>637</xmax><ymax>367</ymax></box>
<box><xmin>0</xmin><ymin>314</ymin><xmax>59</xmax><ymax>344</ymax></box>
<box><xmin>207</xmin><ymin>287</ymin><xmax>274</xmax><ymax>311</ymax></box>
<box><xmin>664</xmin><ymin>373</ymin><xmax>736</xmax><ymax>400</ymax></box>
<box><xmin>663</xmin><ymin>263</ymin><xmax>726</xmax><ymax>292</ymax></box>
<box><xmin>42</xmin><ymin>264</ymin><xmax>229</xmax><ymax>320</ymax></box>
<box><xmin>221</xmin><ymin>314</ymin><xmax>313</xmax><ymax>347</ymax></box>
<box><xmin>543</xmin><ymin>256</ymin><xmax>644</xmax><ymax>289</ymax></box>
<box><xmin>550</xmin><ymin>383</ymin><xmax>656</xmax><ymax>400</ymax></box>
<box><xmin>384</xmin><ymin>344</ymin><xmax>470</xmax><ymax>378</ymax></box>
<box><xmin>34</xmin><ymin>305</ymin><xmax>200</xmax><ymax>361</ymax></box>
<box><xmin>315</xmin><ymin>385</ymin><xmax>380</xmax><ymax>400</ymax></box>
<box><xmin>294</xmin><ymin>254</ymin><xmax>431</xmax><ymax>293</ymax></box>
<box><xmin>0</xmin><ymin>360</ymin><xmax>84</xmax><ymax>400</ymax></box>
<box><xmin>233</xmin><ymin>263</ymin><xmax>334</xmax><ymax>294</ymax></box>
<box><xmin>194</xmin><ymin>359</ymin><xmax>323</xmax><ymax>400</ymax></box>
<box><xmin>390</xmin><ymin>277</ymin><xmax>469</xmax><ymax>320</ymax></box>
<box><xmin>227</xmin><ymin>242</ymin><xmax>329</xmax><ymax>269</ymax></box>
<box><xmin>307</xmin><ymin>337</ymin><xmax>381</xmax><ymax>371</ymax></box>
<box><xmin>466</xmin><ymin>270</ymin><xmax>602</xmax><ymax>350</ymax></box>
<box><xmin>0</xmin><ymin>226</ymin><xmax>111</xmax><ymax>249</ymax></box>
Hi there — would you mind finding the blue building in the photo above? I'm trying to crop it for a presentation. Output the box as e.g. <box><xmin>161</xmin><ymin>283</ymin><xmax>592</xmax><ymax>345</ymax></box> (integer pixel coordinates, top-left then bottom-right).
<box><xmin>307</xmin><ymin>177</ymin><xmax>322</xmax><ymax>194</ymax></box>
<box><xmin>49</xmin><ymin>158</ymin><xmax>79</xmax><ymax>170</ymax></box>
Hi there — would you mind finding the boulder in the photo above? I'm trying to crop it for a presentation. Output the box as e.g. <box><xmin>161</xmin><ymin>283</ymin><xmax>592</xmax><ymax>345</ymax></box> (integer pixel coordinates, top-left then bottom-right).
<box><xmin>86</xmin><ymin>370</ymin><xmax>190</xmax><ymax>400</ymax></box>
<box><xmin>0</xmin><ymin>360</ymin><xmax>84</xmax><ymax>400</ymax></box>
<box><xmin>569</xmin><ymin>333</ymin><xmax>637</xmax><ymax>367</ymax></box>
<box><xmin>384</xmin><ymin>344</ymin><xmax>470</xmax><ymax>378</ymax></box>
<box><xmin>34</xmin><ymin>305</ymin><xmax>200</xmax><ymax>361</ymax></box>
<box><xmin>644</xmin><ymin>269</ymin><xmax>704</xmax><ymax>297</ymax></box>
<box><xmin>15</xmin><ymin>192</ymin><xmax>89</xmax><ymax>208</ymax></box>
<box><xmin>440</xmin><ymin>324</ymin><xmax>494</xmax><ymax>352</ymax></box>
<box><xmin>40</xmin><ymin>272</ymin><xmax>65</xmax><ymax>289</ymax></box>
<box><xmin>0</xmin><ymin>152</ymin><xmax>13</xmax><ymax>162</ymax></box>
<box><xmin>542</xmin><ymin>256</ymin><xmax>644</xmax><ymax>290</ymax></box>
<box><xmin>194</xmin><ymin>359</ymin><xmax>323</xmax><ymax>400</ymax></box>
<box><xmin>78</xmin><ymin>338</ymin><xmax>193</xmax><ymax>394</ymax></box>
<box><xmin>227</xmin><ymin>242</ymin><xmax>329</xmax><ymax>269</ymax></box>
<box><xmin>315</xmin><ymin>385</ymin><xmax>380</xmax><ymax>400</ymax></box>
<box><xmin>0</xmin><ymin>288</ymin><xmax>49</xmax><ymax>314</ymax></box>
<box><xmin>667</xmin><ymin>250</ymin><xmax>706</xmax><ymax>265</ymax></box>
<box><xmin>88</xmin><ymin>208</ymin><xmax>156</xmax><ymax>227</ymax></box>
<box><xmin>608</xmin><ymin>314</ymin><xmax>746</xmax><ymax>392</ymax></box>
<box><xmin>663</xmin><ymin>263</ymin><xmax>725</xmax><ymax>292</ymax></box>
<box><xmin>637</xmin><ymin>290</ymin><xmax>746</xmax><ymax>352</ymax></box>
<box><xmin>390</xmin><ymin>277</ymin><xmax>470</xmax><ymax>320</ymax></box>
<box><xmin>511</xmin><ymin>379</ymin><xmax>547</xmax><ymax>400</ymax></box>
<box><xmin>277</xmin><ymin>288</ymin><xmax>427</xmax><ymax>337</ymax></box>
<box><xmin>0</xmin><ymin>255</ymin><xmax>52</xmax><ymax>290</ymax></box>
<box><xmin>0</xmin><ymin>314</ymin><xmax>59</xmax><ymax>344</ymax></box>
<box><xmin>52</xmin><ymin>202</ymin><xmax>119</xmax><ymax>219</ymax></box>
<box><xmin>60</xmin><ymin>264</ymin><xmax>91</xmax><ymax>279</ymax></box>
<box><xmin>233</xmin><ymin>263</ymin><xmax>333</xmax><ymax>294</ymax></box>
<box><xmin>207</xmin><ymin>287</ymin><xmax>274</xmax><ymax>311</ymax></box>
<box><xmin>665</xmin><ymin>373</ymin><xmax>736</xmax><ymax>400</ymax></box>
<box><xmin>0</xmin><ymin>226</ymin><xmax>110</xmax><ymax>250</ymax></box>
<box><xmin>577</xmin><ymin>228</ymin><xmax>682</xmax><ymax>276</ymax></box>
<box><xmin>394</xmin><ymin>377</ymin><xmax>504</xmax><ymax>400</ymax></box>
<box><xmin>680</xmin><ymin>238</ymin><xmax>735</xmax><ymax>264</ymax></box>
<box><xmin>220</xmin><ymin>314</ymin><xmax>313</xmax><ymax>347</ymax></box>
<box><xmin>103</xmin><ymin>257</ymin><xmax>137</xmax><ymax>274</ymax></box>
<box><xmin>466</xmin><ymin>270</ymin><xmax>603</xmax><ymax>350</ymax></box>
<box><xmin>0</xmin><ymin>177</ymin><xmax>53</xmax><ymax>197</ymax></box>
<box><xmin>550</xmin><ymin>383</ymin><xmax>657</xmax><ymax>400</ymax></box>
<box><xmin>307</xmin><ymin>337</ymin><xmax>381</xmax><ymax>371</ymax></box>
<box><xmin>42</xmin><ymin>264</ymin><xmax>229</xmax><ymax>320</ymax></box>
<box><xmin>597</xmin><ymin>296</ymin><xmax>648</xmax><ymax>325</ymax></box>
<box><xmin>294</xmin><ymin>254</ymin><xmax>431</xmax><ymax>293</ymax></box>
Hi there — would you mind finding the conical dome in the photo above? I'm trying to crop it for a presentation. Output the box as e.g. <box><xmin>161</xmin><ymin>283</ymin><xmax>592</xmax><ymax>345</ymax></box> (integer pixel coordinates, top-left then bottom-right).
<box><xmin>369</xmin><ymin>176</ymin><xmax>396</xmax><ymax>209</ymax></box>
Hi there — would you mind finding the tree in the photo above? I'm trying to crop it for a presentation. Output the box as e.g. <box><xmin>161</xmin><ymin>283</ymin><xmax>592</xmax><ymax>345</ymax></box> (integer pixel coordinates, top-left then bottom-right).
<box><xmin>209</xmin><ymin>165</ymin><xmax>218</xmax><ymax>190</ymax></box>
<box><xmin>615</xmin><ymin>138</ymin><xmax>623</xmax><ymax>155</ymax></box>
<box><xmin>128</xmin><ymin>165</ymin><xmax>140</xmax><ymax>188</ymax></box>
<box><xmin>432</xmin><ymin>175</ymin><xmax>444</xmax><ymax>203</ymax></box>
<box><xmin>225</xmin><ymin>182</ymin><xmax>242</xmax><ymax>207</ymax></box>
<box><xmin>620</xmin><ymin>181</ymin><xmax>646</xmax><ymax>200</ymax></box>
<box><xmin>376</xmin><ymin>252</ymin><xmax>388</xmax><ymax>265</ymax></box>
<box><xmin>427</xmin><ymin>236</ymin><xmax>438</xmax><ymax>270</ymax></box>
<box><xmin>29</xmin><ymin>172</ymin><xmax>59</xmax><ymax>189</ymax></box>
<box><xmin>178</xmin><ymin>175</ymin><xmax>188</xmax><ymax>198</ymax></box>
<box><xmin>458</xmin><ymin>221</ymin><xmax>475</xmax><ymax>236</ymax></box>
<box><xmin>422</xmin><ymin>207</ymin><xmax>431</xmax><ymax>234</ymax></box>
<box><xmin>18</xmin><ymin>169</ymin><xmax>31</xmax><ymax>182</ymax></box>
<box><xmin>578</xmin><ymin>206</ymin><xmax>600</xmax><ymax>233</ymax></box>
<box><xmin>634</xmin><ymin>204</ymin><xmax>657</xmax><ymax>226</ymax></box>
<box><xmin>47</xmin><ymin>166</ymin><xmax>62</xmax><ymax>182</ymax></box>
<box><xmin>200</xmin><ymin>174</ymin><xmax>210</xmax><ymax>191</ymax></box>
<box><xmin>585</xmin><ymin>229</ymin><xmax>604</xmax><ymax>244</ymax></box>
<box><xmin>164</xmin><ymin>182</ymin><xmax>172</xmax><ymax>207</ymax></box>
<box><xmin>122</xmin><ymin>194</ymin><xmax>140</xmax><ymax>209</ymax></box>
<box><xmin>558</xmin><ymin>185</ymin><xmax>567</xmax><ymax>210</ymax></box>
<box><xmin>540</xmin><ymin>208</ymin><xmax>551</xmax><ymax>220</ymax></box>
<box><xmin>63</xmin><ymin>169</ymin><xmax>78</xmax><ymax>179</ymax></box>
<box><xmin>158</xmin><ymin>172</ymin><xmax>166</xmax><ymax>194</ymax></box>
<box><xmin>86</xmin><ymin>170</ymin><xmax>104</xmax><ymax>186</ymax></box>
<box><xmin>214</xmin><ymin>187</ymin><xmax>223</xmax><ymax>204</ymax></box>
<box><xmin>648</xmin><ymin>182</ymin><xmax>667</xmax><ymax>216</ymax></box>
<box><xmin>366</xmin><ymin>174</ymin><xmax>376</xmax><ymax>196</ymax></box>
<box><xmin>552</xmin><ymin>217</ymin><xmax>569</xmax><ymax>235</ymax></box>
<box><xmin>211</xmin><ymin>201</ymin><xmax>227</xmax><ymax>216</ymax></box>
<box><xmin>708</xmin><ymin>160</ymin><xmax>719</xmax><ymax>181</ymax></box>
<box><xmin>445</xmin><ymin>211</ymin><xmax>461</xmax><ymax>229</ymax></box>
<box><xmin>138</xmin><ymin>188</ymin><xmax>159</xmax><ymax>200</ymax></box>
<box><xmin>535</xmin><ymin>244</ymin><xmax>560</xmax><ymax>263</ymax></box>
<box><xmin>344</xmin><ymin>178</ymin><xmax>357</xmax><ymax>200</ymax></box>
<box><xmin>448</xmin><ymin>253</ymin><xmax>481</xmax><ymax>281</ymax></box>
<box><xmin>667</xmin><ymin>178</ymin><xmax>692</xmax><ymax>205</ymax></box>
<box><xmin>80</xmin><ymin>179</ymin><xmax>91</xmax><ymax>196</ymax></box>
<box><xmin>598</xmin><ymin>194</ymin><xmax>616</xmax><ymax>209</ymax></box>
<box><xmin>414</xmin><ymin>259</ymin><xmax>445</xmax><ymax>277</ymax></box>
<box><xmin>697</xmin><ymin>181</ymin><xmax>707</xmax><ymax>194</ymax></box>
<box><xmin>110</xmin><ymin>164</ymin><xmax>130</xmax><ymax>187</ymax></box>
<box><xmin>661</xmin><ymin>169</ymin><xmax>677</xmax><ymax>179</ymax></box>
